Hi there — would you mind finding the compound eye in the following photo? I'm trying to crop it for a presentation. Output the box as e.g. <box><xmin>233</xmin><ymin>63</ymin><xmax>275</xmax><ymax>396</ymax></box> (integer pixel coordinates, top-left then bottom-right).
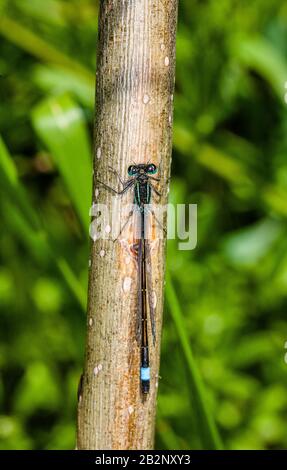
<box><xmin>147</xmin><ymin>163</ymin><xmax>157</xmax><ymax>174</ymax></box>
<box><xmin>128</xmin><ymin>165</ymin><xmax>137</xmax><ymax>176</ymax></box>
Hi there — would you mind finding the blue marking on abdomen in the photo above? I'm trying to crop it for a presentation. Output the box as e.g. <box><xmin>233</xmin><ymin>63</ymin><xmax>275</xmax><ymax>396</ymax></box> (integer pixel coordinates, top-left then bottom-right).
<box><xmin>141</xmin><ymin>367</ymin><xmax>150</xmax><ymax>381</ymax></box>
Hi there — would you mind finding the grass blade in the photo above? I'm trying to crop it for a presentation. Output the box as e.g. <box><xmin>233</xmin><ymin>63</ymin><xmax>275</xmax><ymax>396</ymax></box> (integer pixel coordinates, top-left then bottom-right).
<box><xmin>0</xmin><ymin>15</ymin><xmax>94</xmax><ymax>86</ymax></box>
<box><xmin>165</xmin><ymin>269</ymin><xmax>223</xmax><ymax>450</ymax></box>
<box><xmin>0</xmin><ymin>135</ymin><xmax>86</xmax><ymax>310</ymax></box>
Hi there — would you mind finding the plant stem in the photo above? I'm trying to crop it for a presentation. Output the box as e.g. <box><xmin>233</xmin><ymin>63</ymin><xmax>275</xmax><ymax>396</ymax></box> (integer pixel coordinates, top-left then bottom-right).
<box><xmin>77</xmin><ymin>0</ymin><xmax>178</xmax><ymax>450</ymax></box>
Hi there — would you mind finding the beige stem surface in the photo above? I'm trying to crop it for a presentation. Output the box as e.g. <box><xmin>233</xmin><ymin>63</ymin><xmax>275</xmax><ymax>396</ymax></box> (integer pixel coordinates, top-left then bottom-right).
<box><xmin>77</xmin><ymin>0</ymin><xmax>178</xmax><ymax>450</ymax></box>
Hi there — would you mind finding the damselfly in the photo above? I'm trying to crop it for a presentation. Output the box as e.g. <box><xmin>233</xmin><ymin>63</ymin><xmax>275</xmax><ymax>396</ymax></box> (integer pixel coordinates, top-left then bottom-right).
<box><xmin>95</xmin><ymin>163</ymin><xmax>164</xmax><ymax>394</ymax></box>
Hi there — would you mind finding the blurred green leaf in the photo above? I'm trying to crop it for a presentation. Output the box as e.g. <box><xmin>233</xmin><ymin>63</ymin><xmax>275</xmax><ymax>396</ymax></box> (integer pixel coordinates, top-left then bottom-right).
<box><xmin>197</xmin><ymin>145</ymin><xmax>252</xmax><ymax>186</ymax></box>
<box><xmin>0</xmin><ymin>416</ymin><xmax>32</xmax><ymax>450</ymax></box>
<box><xmin>0</xmin><ymin>134</ymin><xmax>18</xmax><ymax>186</ymax></box>
<box><xmin>0</xmin><ymin>136</ymin><xmax>86</xmax><ymax>309</ymax></box>
<box><xmin>32</xmin><ymin>277</ymin><xmax>63</xmax><ymax>314</ymax></box>
<box><xmin>14</xmin><ymin>362</ymin><xmax>61</xmax><ymax>415</ymax></box>
<box><xmin>230</xmin><ymin>333</ymin><xmax>276</xmax><ymax>368</ymax></box>
<box><xmin>0</xmin><ymin>14</ymin><xmax>94</xmax><ymax>86</ymax></box>
<box><xmin>12</xmin><ymin>0</ymin><xmax>66</xmax><ymax>26</ymax></box>
<box><xmin>0</xmin><ymin>135</ymin><xmax>40</xmax><ymax>229</ymax></box>
<box><xmin>233</xmin><ymin>36</ymin><xmax>287</xmax><ymax>100</ymax></box>
<box><xmin>222</xmin><ymin>219</ymin><xmax>283</xmax><ymax>268</ymax></box>
<box><xmin>32</xmin><ymin>93</ymin><xmax>92</xmax><ymax>231</ymax></box>
<box><xmin>33</xmin><ymin>65</ymin><xmax>94</xmax><ymax>107</ymax></box>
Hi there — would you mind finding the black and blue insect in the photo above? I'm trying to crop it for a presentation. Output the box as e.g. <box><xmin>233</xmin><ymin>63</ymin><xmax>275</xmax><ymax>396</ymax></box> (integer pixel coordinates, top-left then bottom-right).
<box><xmin>96</xmin><ymin>163</ymin><xmax>163</xmax><ymax>394</ymax></box>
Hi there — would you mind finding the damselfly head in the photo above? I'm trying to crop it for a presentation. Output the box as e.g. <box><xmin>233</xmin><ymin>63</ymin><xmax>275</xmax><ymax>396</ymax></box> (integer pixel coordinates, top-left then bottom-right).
<box><xmin>128</xmin><ymin>163</ymin><xmax>157</xmax><ymax>176</ymax></box>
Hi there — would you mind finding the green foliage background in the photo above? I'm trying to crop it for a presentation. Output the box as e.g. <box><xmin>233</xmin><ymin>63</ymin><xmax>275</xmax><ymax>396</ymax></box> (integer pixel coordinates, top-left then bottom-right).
<box><xmin>0</xmin><ymin>0</ymin><xmax>287</xmax><ymax>450</ymax></box>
